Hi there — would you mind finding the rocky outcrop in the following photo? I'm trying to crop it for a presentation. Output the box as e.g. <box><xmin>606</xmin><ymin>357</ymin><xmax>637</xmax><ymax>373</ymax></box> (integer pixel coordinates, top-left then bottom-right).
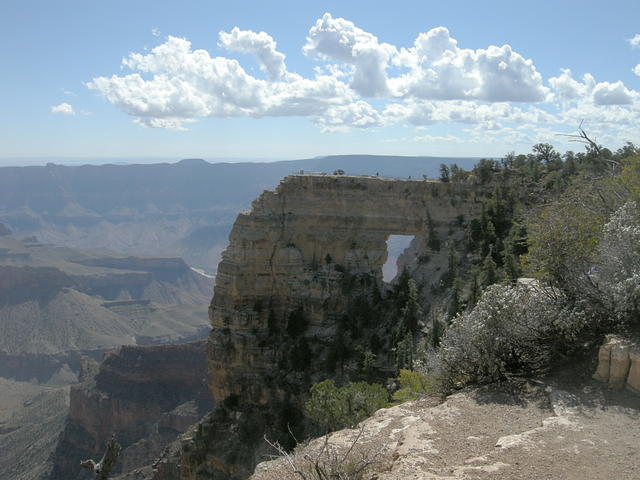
<box><xmin>593</xmin><ymin>335</ymin><xmax>640</xmax><ymax>394</ymax></box>
<box><xmin>104</xmin><ymin>175</ymin><xmax>485</xmax><ymax>479</ymax></box>
<box><xmin>251</xmin><ymin>380</ymin><xmax>640</xmax><ymax>480</ymax></box>
<box><xmin>208</xmin><ymin>175</ymin><xmax>484</xmax><ymax>409</ymax></box>
<box><xmin>152</xmin><ymin>175</ymin><xmax>485</xmax><ymax>478</ymax></box>
<box><xmin>49</xmin><ymin>341</ymin><xmax>211</xmax><ymax>480</ymax></box>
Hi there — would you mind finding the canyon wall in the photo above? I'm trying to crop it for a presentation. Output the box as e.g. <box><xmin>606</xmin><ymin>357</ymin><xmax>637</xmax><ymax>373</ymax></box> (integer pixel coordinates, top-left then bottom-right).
<box><xmin>208</xmin><ymin>174</ymin><xmax>484</xmax><ymax>407</ymax></box>
<box><xmin>49</xmin><ymin>341</ymin><xmax>211</xmax><ymax>480</ymax></box>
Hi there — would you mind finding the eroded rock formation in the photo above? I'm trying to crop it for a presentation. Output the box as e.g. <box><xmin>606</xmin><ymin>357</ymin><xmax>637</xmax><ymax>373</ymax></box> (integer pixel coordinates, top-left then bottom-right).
<box><xmin>208</xmin><ymin>175</ymin><xmax>484</xmax><ymax>408</ymax></box>
<box><xmin>251</xmin><ymin>380</ymin><xmax>640</xmax><ymax>480</ymax></box>
<box><xmin>49</xmin><ymin>341</ymin><xmax>211</xmax><ymax>480</ymax></box>
<box><xmin>144</xmin><ymin>175</ymin><xmax>485</xmax><ymax>479</ymax></box>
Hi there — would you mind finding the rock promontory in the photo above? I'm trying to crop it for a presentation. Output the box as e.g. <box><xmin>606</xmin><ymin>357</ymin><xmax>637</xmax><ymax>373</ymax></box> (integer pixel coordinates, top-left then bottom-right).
<box><xmin>208</xmin><ymin>174</ymin><xmax>485</xmax><ymax>408</ymax></box>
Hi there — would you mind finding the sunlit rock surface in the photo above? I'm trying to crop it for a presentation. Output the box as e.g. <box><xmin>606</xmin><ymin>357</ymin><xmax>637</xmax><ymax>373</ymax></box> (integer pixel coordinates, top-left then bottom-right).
<box><xmin>593</xmin><ymin>334</ymin><xmax>640</xmax><ymax>394</ymax></box>
<box><xmin>208</xmin><ymin>175</ymin><xmax>485</xmax><ymax>408</ymax></box>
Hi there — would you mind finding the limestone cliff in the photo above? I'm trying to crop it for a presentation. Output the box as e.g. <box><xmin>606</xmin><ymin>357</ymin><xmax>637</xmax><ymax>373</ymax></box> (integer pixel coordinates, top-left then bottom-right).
<box><xmin>145</xmin><ymin>175</ymin><xmax>483</xmax><ymax>479</ymax></box>
<box><xmin>208</xmin><ymin>175</ymin><xmax>484</xmax><ymax>408</ymax></box>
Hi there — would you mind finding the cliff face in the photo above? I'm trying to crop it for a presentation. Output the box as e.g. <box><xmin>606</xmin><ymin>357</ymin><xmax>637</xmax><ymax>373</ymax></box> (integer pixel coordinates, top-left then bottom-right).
<box><xmin>49</xmin><ymin>341</ymin><xmax>211</xmax><ymax>480</ymax></box>
<box><xmin>208</xmin><ymin>175</ymin><xmax>484</xmax><ymax>408</ymax></box>
<box><xmin>149</xmin><ymin>175</ymin><xmax>483</xmax><ymax>479</ymax></box>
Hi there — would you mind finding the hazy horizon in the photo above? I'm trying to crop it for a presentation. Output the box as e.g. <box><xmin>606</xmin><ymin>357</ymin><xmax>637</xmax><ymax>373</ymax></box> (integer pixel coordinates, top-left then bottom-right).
<box><xmin>0</xmin><ymin>153</ymin><xmax>488</xmax><ymax>168</ymax></box>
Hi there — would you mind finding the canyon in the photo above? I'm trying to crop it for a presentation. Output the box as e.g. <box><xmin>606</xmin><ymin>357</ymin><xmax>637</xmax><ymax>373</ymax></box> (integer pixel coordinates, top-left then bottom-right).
<box><xmin>4</xmin><ymin>171</ymin><xmax>636</xmax><ymax>480</ymax></box>
<box><xmin>49</xmin><ymin>341</ymin><xmax>211</xmax><ymax>480</ymax></box>
<box><xmin>0</xmin><ymin>227</ymin><xmax>213</xmax><ymax>479</ymax></box>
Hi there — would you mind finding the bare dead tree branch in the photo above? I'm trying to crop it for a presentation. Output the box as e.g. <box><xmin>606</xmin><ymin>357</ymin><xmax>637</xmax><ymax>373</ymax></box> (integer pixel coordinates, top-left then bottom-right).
<box><xmin>558</xmin><ymin>121</ymin><xmax>620</xmax><ymax>171</ymax></box>
<box><xmin>80</xmin><ymin>435</ymin><xmax>121</xmax><ymax>480</ymax></box>
<box><xmin>264</xmin><ymin>426</ymin><xmax>386</xmax><ymax>480</ymax></box>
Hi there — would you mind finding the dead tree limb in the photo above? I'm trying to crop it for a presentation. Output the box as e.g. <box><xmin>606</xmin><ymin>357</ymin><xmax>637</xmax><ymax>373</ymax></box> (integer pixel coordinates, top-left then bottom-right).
<box><xmin>80</xmin><ymin>435</ymin><xmax>122</xmax><ymax>480</ymax></box>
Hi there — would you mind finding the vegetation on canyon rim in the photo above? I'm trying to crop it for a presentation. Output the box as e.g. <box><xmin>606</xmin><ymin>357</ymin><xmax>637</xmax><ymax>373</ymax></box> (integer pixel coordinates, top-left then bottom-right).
<box><xmin>302</xmin><ymin>134</ymin><xmax>640</xmax><ymax>434</ymax></box>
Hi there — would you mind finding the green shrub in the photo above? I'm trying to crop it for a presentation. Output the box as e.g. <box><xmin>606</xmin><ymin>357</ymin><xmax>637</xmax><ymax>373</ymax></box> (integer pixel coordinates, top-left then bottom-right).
<box><xmin>304</xmin><ymin>379</ymin><xmax>388</xmax><ymax>432</ymax></box>
<box><xmin>392</xmin><ymin>369</ymin><xmax>436</xmax><ymax>403</ymax></box>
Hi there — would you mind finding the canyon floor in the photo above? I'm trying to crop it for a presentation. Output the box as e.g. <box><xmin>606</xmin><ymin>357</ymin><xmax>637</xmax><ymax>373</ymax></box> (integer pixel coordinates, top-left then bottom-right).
<box><xmin>252</xmin><ymin>363</ymin><xmax>640</xmax><ymax>480</ymax></box>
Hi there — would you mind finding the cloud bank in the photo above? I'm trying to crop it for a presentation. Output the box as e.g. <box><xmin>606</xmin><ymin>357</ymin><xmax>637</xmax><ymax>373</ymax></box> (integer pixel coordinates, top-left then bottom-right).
<box><xmin>87</xmin><ymin>13</ymin><xmax>639</xmax><ymax>141</ymax></box>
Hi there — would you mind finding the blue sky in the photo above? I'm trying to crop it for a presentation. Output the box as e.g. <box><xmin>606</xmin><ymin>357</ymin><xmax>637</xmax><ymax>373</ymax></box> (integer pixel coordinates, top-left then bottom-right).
<box><xmin>2</xmin><ymin>0</ymin><xmax>639</xmax><ymax>163</ymax></box>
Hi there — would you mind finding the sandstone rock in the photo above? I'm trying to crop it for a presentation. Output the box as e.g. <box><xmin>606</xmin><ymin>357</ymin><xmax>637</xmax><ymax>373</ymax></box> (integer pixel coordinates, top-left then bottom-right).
<box><xmin>131</xmin><ymin>175</ymin><xmax>488</xmax><ymax>479</ymax></box>
<box><xmin>609</xmin><ymin>342</ymin><xmax>632</xmax><ymax>389</ymax></box>
<box><xmin>208</xmin><ymin>175</ymin><xmax>485</xmax><ymax>409</ymax></box>
<box><xmin>626</xmin><ymin>349</ymin><xmax>640</xmax><ymax>394</ymax></box>
<box><xmin>592</xmin><ymin>335</ymin><xmax>640</xmax><ymax>393</ymax></box>
<box><xmin>592</xmin><ymin>339</ymin><xmax>613</xmax><ymax>383</ymax></box>
<box><xmin>251</xmin><ymin>383</ymin><xmax>640</xmax><ymax>480</ymax></box>
<box><xmin>186</xmin><ymin>175</ymin><xmax>488</xmax><ymax>478</ymax></box>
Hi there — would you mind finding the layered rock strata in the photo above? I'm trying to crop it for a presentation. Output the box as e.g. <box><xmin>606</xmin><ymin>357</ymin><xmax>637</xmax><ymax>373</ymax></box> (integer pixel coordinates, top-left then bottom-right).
<box><xmin>208</xmin><ymin>175</ymin><xmax>484</xmax><ymax>407</ymax></box>
<box><xmin>161</xmin><ymin>175</ymin><xmax>486</xmax><ymax>478</ymax></box>
<box><xmin>49</xmin><ymin>340</ymin><xmax>211</xmax><ymax>480</ymax></box>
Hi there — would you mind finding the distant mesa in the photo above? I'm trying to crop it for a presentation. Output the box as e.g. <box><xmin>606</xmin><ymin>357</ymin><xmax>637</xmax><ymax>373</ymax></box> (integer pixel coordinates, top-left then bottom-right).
<box><xmin>176</xmin><ymin>158</ymin><xmax>209</xmax><ymax>166</ymax></box>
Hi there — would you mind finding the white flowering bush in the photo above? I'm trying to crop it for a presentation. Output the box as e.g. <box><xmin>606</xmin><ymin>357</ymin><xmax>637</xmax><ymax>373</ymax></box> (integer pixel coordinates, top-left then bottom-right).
<box><xmin>431</xmin><ymin>283</ymin><xmax>586</xmax><ymax>389</ymax></box>
<box><xmin>596</xmin><ymin>201</ymin><xmax>640</xmax><ymax>323</ymax></box>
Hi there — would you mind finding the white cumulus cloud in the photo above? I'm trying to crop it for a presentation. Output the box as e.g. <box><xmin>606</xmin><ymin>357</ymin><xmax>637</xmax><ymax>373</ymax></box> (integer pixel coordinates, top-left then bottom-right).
<box><xmin>219</xmin><ymin>27</ymin><xmax>287</xmax><ymax>80</ymax></box>
<box><xmin>50</xmin><ymin>102</ymin><xmax>75</xmax><ymax>115</ymax></box>
<box><xmin>303</xmin><ymin>13</ymin><xmax>396</xmax><ymax>97</ymax></box>
<box><xmin>548</xmin><ymin>69</ymin><xmax>593</xmax><ymax>102</ymax></box>
<box><xmin>592</xmin><ymin>81</ymin><xmax>635</xmax><ymax>105</ymax></box>
<box><xmin>549</xmin><ymin>70</ymin><xmax>637</xmax><ymax>106</ymax></box>
<box><xmin>85</xmin><ymin>13</ymin><xmax>640</xmax><ymax>143</ymax></box>
<box><xmin>629</xmin><ymin>34</ymin><xmax>640</xmax><ymax>48</ymax></box>
<box><xmin>315</xmin><ymin>101</ymin><xmax>384</xmax><ymax>132</ymax></box>
<box><xmin>88</xmin><ymin>35</ymin><xmax>364</xmax><ymax>130</ymax></box>
<box><xmin>633</xmin><ymin>64</ymin><xmax>640</xmax><ymax>77</ymax></box>
<box><xmin>390</xmin><ymin>27</ymin><xmax>548</xmax><ymax>102</ymax></box>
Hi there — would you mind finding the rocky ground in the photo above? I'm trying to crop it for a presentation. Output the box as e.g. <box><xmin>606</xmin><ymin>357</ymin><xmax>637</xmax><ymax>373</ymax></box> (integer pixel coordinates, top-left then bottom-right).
<box><xmin>252</xmin><ymin>364</ymin><xmax>640</xmax><ymax>480</ymax></box>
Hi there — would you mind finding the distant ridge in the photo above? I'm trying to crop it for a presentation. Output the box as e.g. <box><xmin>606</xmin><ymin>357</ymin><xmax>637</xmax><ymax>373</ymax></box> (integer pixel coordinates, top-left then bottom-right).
<box><xmin>0</xmin><ymin>155</ymin><xmax>481</xmax><ymax>270</ymax></box>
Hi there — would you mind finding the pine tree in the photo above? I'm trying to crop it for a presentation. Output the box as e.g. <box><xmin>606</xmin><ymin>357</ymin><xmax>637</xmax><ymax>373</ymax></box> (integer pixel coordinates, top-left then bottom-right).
<box><xmin>481</xmin><ymin>252</ymin><xmax>498</xmax><ymax>287</ymax></box>
<box><xmin>468</xmin><ymin>269</ymin><xmax>481</xmax><ymax>308</ymax></box>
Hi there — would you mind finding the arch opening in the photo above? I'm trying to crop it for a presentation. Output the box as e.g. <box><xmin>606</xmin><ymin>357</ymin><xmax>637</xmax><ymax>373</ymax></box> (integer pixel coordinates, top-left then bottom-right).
<box><xmin>382</xmin><ymin>235</ymin><xmax>415</xmax><ymax>283</ymax></box>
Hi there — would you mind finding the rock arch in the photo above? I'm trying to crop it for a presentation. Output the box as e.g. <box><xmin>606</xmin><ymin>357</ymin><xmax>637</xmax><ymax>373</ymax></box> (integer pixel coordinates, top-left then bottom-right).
<box><xmin>207</xmin><ymin>174</ymin><xmax>485</xmax><ymax>406</ymax></box>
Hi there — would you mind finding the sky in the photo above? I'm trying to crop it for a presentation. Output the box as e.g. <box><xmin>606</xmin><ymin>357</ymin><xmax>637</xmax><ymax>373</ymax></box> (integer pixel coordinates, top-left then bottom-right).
<box><xmin>1</xmin><ymin>0</ymin><xmax>639</xmax><ymax>163</ymax></box>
